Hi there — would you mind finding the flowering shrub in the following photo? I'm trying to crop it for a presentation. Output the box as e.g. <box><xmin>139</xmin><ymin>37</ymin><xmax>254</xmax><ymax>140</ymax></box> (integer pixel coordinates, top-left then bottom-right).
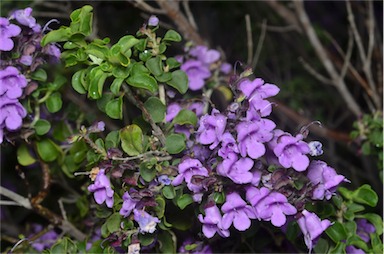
<box><xmin>1</xmin><ymin>5</ymin><xmax>382</xmax><ymax>254</ymax></box>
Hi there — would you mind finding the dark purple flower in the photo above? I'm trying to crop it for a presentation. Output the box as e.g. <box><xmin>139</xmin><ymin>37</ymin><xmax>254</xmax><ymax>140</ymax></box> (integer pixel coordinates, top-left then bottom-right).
<box><xmin>308</xmin><ymin>141</ymin><xmax>323</xmax><ymax>156</ymax></box>
<box><xmin>172</xmin><ymin>158</ymin><xmax>208</xmax><ymax>193</ymax></box>
<box><xmin>218</xmin><ymin>132</ymin><xmax>239</xmax><ymax>159</ymax></box>
<box><xmin>42</xmin><ymin>44</ymin><xmax>61</xmax><ymax>60</ymax></box>
<box><xmin>346</xmin><ymin>245</ymin><xmax>365</xmax><ymax>254</ymax></box>
<box><xmin>0</xmin><ymin>66</ymin><xmax>28</xmax><ymax>99</ymax></box>
<box><xmin>217</xmin><ymin>153</ymin><xmax>253</xmax><ymax>184</ymax></box>
<box><xmin>133</xmin><ymin>209</ymin><xmax>160</xmax><ymax>234</ymax></box>
<box><xmin>198</xmin><ymin>205</ymin><xmax>230</xmax><ymax>238</ymax></box>
<box><xmin>221</xmin><ymin>192</ymin><xmax>256</xmax><ymax>231</ymax></box>
<box><xmin>148</xmin><ymin>15</ymin><xmax>159</xmax><ymax>26</ymax></box>
<box><xmin>11</xmin><ymin>7</ymin><xmax>41</xmax><ymax>32</ymax></box>
<box><xmin>189</xmin><ymin>45</ymin><xmax>220</xmax><ymax>65</ymax></box>
<box><xmin>192</xmin><ymin>145</ymin><xmax>210</xmax><ymax>162</ymax></box>
<box><xmin>197</xmin><ymin>109</ymin><xmax>227</xmax><ymax>149</ymax></box>
<box><xmin>88</xmin><ymin>169</ymin><xmax>114</xmax><ymax>208</ymax></box>
<box><xmin>181</xmin><ymin>60</ymin><xmax>211</xmax><ymax>90</ymax></box>
<box><xmin>119</xmin><ymin>192</ymin><xmax>138</xmax><ymax>217</ymax></box>
<box><xmin>0</xmin><ymin>96</ymin><xmax>27</xmax><ymax>143</ymax></box>
<box><xmin>165</xmin><ymin>103</ymin><xmax>181</xmax><ymax>122</ymax></box>
<box><xmin>273</xmin><ymin>133</ymin><xmax>310</xmax><ymax>172</ymax></box>
<box><xmin>0</xmin><ymin>17</ymin><xmax>21</xmax><ymax>51</ymax></box>
<box><xmin>297</xmin><ymin>209</ymin><xmax>331</xmax><ymax>251</ymax></box>
<box><xmin>158</xmin><ymin>175</ymin><xmax>171</xmax><ymax>185</ymax></box>
<box><xmin>236</xmin><ymin>119</ymin><xmax>276</xmax><ymax>159</ymax></box>
<box><xmin>307</xmin><ymin>160</ymin><xmax>349</xmax><ymax>200</ymax></box>
<box><xmin>356</xmin><ymin>219</ymin><xmax>375</xmax><ymax>242</ymax></box>
<box><xmin>30</xmin><ymin>224</ymin><xmax>59</xmax><ymax>251</ymax></box>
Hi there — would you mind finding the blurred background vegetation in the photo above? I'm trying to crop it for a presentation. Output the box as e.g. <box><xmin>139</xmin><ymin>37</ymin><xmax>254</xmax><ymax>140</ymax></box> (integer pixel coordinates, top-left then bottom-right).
<box><xmin>1</xmin><ymin>0</ymin><xmax>382</xmax><ymax>243</ymax></box>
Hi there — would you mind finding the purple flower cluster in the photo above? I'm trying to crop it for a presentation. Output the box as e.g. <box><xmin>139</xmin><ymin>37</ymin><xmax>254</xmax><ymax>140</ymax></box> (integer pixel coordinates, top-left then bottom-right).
<box><xmin>88</xmin><ymin>169</ymin><xmax>114</xmax><ymax>208</ymax></box>
<box><xmin>0</xmin><ymin>8</ymin><xmax>61</xmax><ymax>143</ymax></box>
<box><xmin>29</xmin><ymin>224</ymin><xmax>59</xmax><ymax>251</ymax></box>
<box><xmin>169</xmin><ymin>74</ymin><xmax>347</xmax><ymax>251</ymax></box>
<box><xmin>179</xmin><ymin>45</ymin><xmax>231</xmax><ymax>91</ymax></box>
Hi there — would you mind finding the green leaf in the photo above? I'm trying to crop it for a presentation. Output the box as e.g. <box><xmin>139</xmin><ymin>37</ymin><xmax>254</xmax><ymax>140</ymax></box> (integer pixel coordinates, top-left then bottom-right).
<box><xmin>166</xmin><ymin>70</ymin><xmax>188</xmax><ymax>94</ymax></box>
<box><xmin>158</xmin><ymin>230</ymin><xmax>176</xmax><ymax>253</ymax></box>
<box><xmin>120</xmin><ymin>124</ymin><xmax>144</xmax><ymax>156</ymax></box>
<box><xmin>371</xmin><ymin>233</ymin><xmax>384</xmax><ymax>253</ymax></box>
<box><xmin>97</xmin><ymin>93</ymin><xmax>115</xmax><ymax>113</ymax></box>
<box><xmin>177</xmin><ymin>193</ymin><xmax>193</xmax><ymax>210</ymax></box>
<box><xmin>329</xmin><ymin>241</ymin><xmax>346</xmax><ymax>254</ymax></box>
<box><xmin>163</xmin><ymin>29</ymin><xmax>182</xmax><ymax>42</ymax></box>
<box><xmin>88</xmin><ymin>68</ymin><xmax>109</xmax><ymax>99</ymax></box>
<box><xmin>172</xmin><ymin>109</ymin><xmax>197</xmax><ymax>126</ymax></box>
<box><xmin>41</xmin><ymin>27</ymin><xmax>71</xmax><ymax>46</ymax></box>
<box><xmin>165</xmin><ymin>134</ymin><xmax>186</xmax><ymax>154</ymax></box>
<box><xmin>69</xmin><ymin>5</ymin><xmax>93</xmax><ymax>36</ymax></box>
<box><xmin>213</xmin><ymin>192</ymin><xmax>225</xmax><ymax>204</ymax></box>
<box><xmin>30</xmin><ymin>69</ymin><xmax>47</xmax><ymax>82</ymax></box>
<box><xmin>71</xmin><ymin>69</ymin><xmax>87</xmax><ymax>94</ymax></box>
<box><xmin>36</xmin><ymin>139</ymin><xmax>61</xmax><ymax>162</ymax></box>
<box><xmin>34</xmin><ymin>119</ymin><xmax>51</xmax><ymax>135</ymax></box>
<box><xmin>144</xmin><ymin>97</ymin><xmax>166</xmax><ymax>123</ymax></box>
<box><xmin>344</xmin><ymin>203</ymin><xmax>365</xmax><ymax>220</ymax></box>
<box><xmin>106</xmin><ymin>213</ymin><xmax>121</xmax><ymax>233</ymax></box>
<box><xmin>139</xmin><ymin>162</ymin><xmax>156</xmax><ymax>182</ymax></box>
<box><xmin>45</xmin><ymin>92</ymin><xmax>62</xmax><ymax>113</ymax></box>
<box><xmin>110</xmin><ymin>78</ymin><xmax>124</xmax><ymax>95</ymax></box>
<box><xmin>313</xmin><ymin>238</ymin><xmax>329</xmax><ymax>254</ymax></box>
<box><xmin>50</xmin><ymin>237</ymin><xmax>78</xmax><ymax>254</ymax></box>
<box><xmin>166</xmin><ymin>57</ymin><xmax>181</xmax><ymax>69</ymax></box>
<box><xmin>105</xmin><ymin>131</ymin><xmax>120</xmax><ymax>149</ymax></box>
<box><xmin>138</xmin><ymin>234</ymin><xmax>155</xmax><ymax>246</ymax></box>
<box><xmin>346</xmin><ymin>235</ymin><xmax>369</xmax><ymax>251</ymax></box>
<box><xmin>126</xmin><ymin>64</ymin><xmax>158</xmax><ymax>93</ymax></box>
<box><xmin>146</xmin><ymin>56</ymin><xmax>163</xmax><ymax>76</ymax></box>
<box><xmin>154</xmin><ymin>196</ymin><xmax>166</xmax><ymax>219</ymax></box>
<box><xmin>106</xmin><ymin>97</ymin><xmax>123</xmax><ymax>119</ymax></box>
<box><xmin>357</xmin><ymin>213</ymin><xmax>383</xmax><ymax>235</ymax></box>
<box><xmin>17</xmin><ymin>144</ymin><xmax>36</xmax><ymax>166</ymax></box>
<box><xmin>162</xmin><ymin>185</ymin><xmax>176</xmax><ymax>199</ymax></box>
<box><xmin>155</xmin><ymin>72</ymin><xmax>172</xmax><ymax>83</ymax></box>
<box><xmin>49</xmin><ymin>75</ymin><xmax>67</xmax><ymax>91</ymax></box>
<box><xmin>351</xmin><ymin>184</ymin><xmax>378</xmax><ymax>207</ymax></box>
<box><xmin>115</xmin><ymin>35</ymin><xmax>140</xmax><ymax>53</ymax></box>
<box><xmin>326</xmin><ymin>221</ymin><xmax>348</xmax><ymax>243</ymax></box>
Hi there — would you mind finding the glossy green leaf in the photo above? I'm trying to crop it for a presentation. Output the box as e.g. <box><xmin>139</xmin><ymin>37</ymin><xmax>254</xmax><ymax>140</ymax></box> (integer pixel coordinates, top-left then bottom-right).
<box><xmin>41</xmin><ymin>27</ymin><xmax>71</xmax><ymax>46</ymax></box>
<box><xmin>30</xmin><ymin>69</ymin><xmax>47</xmax><ymax>82</ymax></box>
<box><xmin>351</xmin><ymin>184</ymin><xmax>378</xmax><ymax>207</ymax></box>
<box><xmin>88</xmin><ymin>68</ymin><xmax>109</xmax><ymax>99</ymax></box>
<box><xmin>162</xmin><ymin>185</ymin><xmax>176</xmax><ymax>199</ymax></box>
<box><xmin>34</xmin><ymin>119</ymin><xmax>51</xmax><ymax>135</ymax></box>
<box><xmin>139</xmin><ymin>162</ymin><xmax>156</xmax><ymax>182</ymax></box>
<box><xmin>165</xmin><ymin>134</ymin><xmax>186</xmax><ymax>154</ymax></box>
<box><xmin>163</xmin><ymin>29</ymin><xmax>182</xmax><ymax>42</ymax></box>
<box><xmin>45</xmin><ymin>92</ymin><xmax>62</xmax><ymax>113</ymax></box>
<box><xmin>172</xmin><ymin>109</ymin><xmax>197</xmax><ymax>126</ymax></box>
<box><xmin>120</xmin><ymin>124</ymin><xmax>143</xmax><ymax>156</ymax></box>
<box><xmin>50</xmin><ymin>237</ymin><xmax>78</xmax><ymax>254</ymax></box>
<box><xmin>17</xmin><ymin>144</ymin><xmax>36</xmax><ymax>166</ymax></box>
<box><xmin>371</xmin><ymin>233</ymin><xmax>383</xmax><ymax>253</ymax></box>
<box><xmin>146</xmin><ymin>56</ymin><xmax>163</xmax><ymax>76</ymax></box>
<box><xmin>166</xmin><ymin>70</ymin><xmax>188</xmax><ymax>94</ymax></box>
<box><xmin>110</xmin><ymin>78</ymin><xmax>124</xmax><ymax>95</ymax></box>
<box><xmin>158</xmin><ymin>230</ymin><xmax>176</xmax><ymax>253</ymax></box>
<box><xmin>326</xmin><ymin>221</ymin><xmax>348</xmax><ymax>242</ymax></box>
<box><xmin>71</xmin><ymin>69</ymin><xmax>87</xmax><ymax>94</ymax></box>
<box><xmin>346</xmin><ymin>235</ymin><xmax>369</xmax><ymax>251</ymax></box>
<box><xmin>115</xmin><ymin>35</ymin><xmax>140</xmax><ymax>53</ymax></box>
<box><xmin>166</xmin><ymin>57</ymin><xmax>181</xmax><ymax>69</ymax></box>
<box><xmin>105</xmin><ymin>131</ymin><xmax>120</xmax><ymax>149</ymax></box>
<box><xmin>177</xmin><ymin>193</ymin><xmax>193</xmax><ymax>210</ymax></box>
<box><xmin>138</xmin><ymin>234</ymin><xmax>155</xmax><ymax>246</ymax></box>
<box><xmin>106</xmin><ymin>213</ymin><xmax>121</xmax><ymax>233</ymax></box>
<box><xmin>36</xmin><ymin>139</ymin><xmax>60</xmax><ymax>162</ymax></box>
<box><xmin>213</xmin><ymin>192</ymin><xmax>225</xmax><ymax>204</ymax></box>
<box><xmin>144</xmin><ymin>97</ymin><xmax>166</xmax><ymax>123</ymax></box>
<box><xmin>69</xmin><ymin>5</ymin><xmax>93</xmax><ymax>36</ymax></box>
<box><xmin>106</xmin><ymin>96</ymin><xmax>123</xmax><ymax>119</ymax></box>
<box><xmin>154</xmin><ymin>196</ymin><xmax>166</xmax><ymax>219</ymax></box>
<box><xmin>126</xmin><ymin>64</ymin><xmax>158</xmax><ymax>93</ymax></box>
<box><xmin>155</xmin><ymin>72</ymin><xmax>172</xmax><ymax>82</ymax></box>
<box><xmin>329</xmin><ymin>241</ymin><xmax>346</xmax><ymax>254</ymax></box>
<box><xmin>97</xmin><ymin>93</ymin><xmax>114</xmax><ymax>113</ymax></box>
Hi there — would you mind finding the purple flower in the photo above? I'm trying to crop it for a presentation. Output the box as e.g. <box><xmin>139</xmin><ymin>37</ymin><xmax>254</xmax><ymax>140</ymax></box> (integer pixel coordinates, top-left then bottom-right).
<box><xmin>308</xmin><ymin>141</ymin><xmax>323</xmax><ymax>156</ymax></box>
<box><xmin>133</xmin><ymin>209</ymin><xmax>160</xmax><ymax>234</ymax></box>
<box><xmin>189</xmin><ymin>45</ymin><xmax>220</xmax><ymax>65</ymax></box>
<box><xmin>165</xmin><ymin>103</ymin><xmax>181</xmax><ymax>122</ymax></box>
<box><xmin>43</xmin><ymin>44</ymin><xmax>61</xmax><ymax>60</ymax></box>
<box><xmin>236</xmin><ymin>119</ymin><xmax>276</xmax><ymax>159</ymax></box>
<box><xmin>172</xmin><ymin>158</ymin><xmax>208</xmax><ymax>193</ymax></box>
<box><xmin>179</xmin><ymin>239</ymin><xmax>212</xmax><ymax>253</ymax></box>
<box><xmin>0</xmin><ymin>17</ymin><xmax>21</xmax><ymax>51</ymax></box>
<box><xmin>88</xmin><ymin>121</ymin><xmax>105</xmax><ymax>133</ymax></box>
<box><xmin>0</xmin><ymin>66</ymin><xmax>28</xmax><ymax>99</ymax></box>
<box><xmin>220</xmin><ymin>63</ymin><xmax>232</xmax><ymax>74</ymax></box>
<box><xmin>197</xmin><ymin>109</ymin><xmax>227</xmax><ymax>149</ymax></box>
<box><xmin>158</xmin><ymin>175</ymin><xmax>171</xmax><ymax>185</ymax></box>
<box><xmin>297</xmin><ymin>209</ymin><xmax>331</xmax><ymax>251</ymax></box>
<box><xmin>218</xmin><ymin>132</ymin><xmax>239</xmax><ymax>158</ymax></box>
<box><xmin>356</xmin><ymin>219</ymin><xmax>375</xmax><ymax>242</ymax></box>
<box><xmin>88</xmin><ymin>169</ymin><xmax>114</xmax><ymax>208</ymax></box>
<box><xmin>273</xmin><ymin>133</ymin><xmax>310</xmax><ymax>172</ymax></box>
<box><xmin>11</xmin><ymin>7</ymin><xmax>41</xmax><ymax>32</ymax></box>
<box><xmin>181</xmin><ymin>60</ymin><xmax>211</xmax><ymax>90</ymax></box>
<box><xmin>30</xmin><ymin>224</ymin><xmax>59</xmax><ymax>251</ymax></box>
<box><xmin>20</xmin><ymin>55</ymin><xmax>33</xmax><ymax>66</ymax></box>
<box><xmin>307</xmin><ymin>160</ymin><xmax>349</xmax><ymax>200</ymax></box>
<box><xmin>119</xmin><ymin>192</ymin><xmax>138</xmax><ymax>217</ymax></box>
<box><xmin>247</xmin><ymin>187</ymin><xmax>297</xmax><ymax>227</ymax></box>
<box><xmin>217</xmin><ymin>153</ymin><xmax>254</xmax><ymax>184</ymax></box>
<box><xmin>148</xmin><ymin>15</ymin><xmax>159</xmax><ymax>26</ymax></box>
<box><xmin>221</xmin><ymin>192</ymin><xmax>256</xmax><ymax>231</ymax></box>
<box><xmin>346</xmin><ymin>245</ymin><xmax>365</xmax><ymax>254</ymax></box>
<box><xmin>198</xmin><ymin>205</ymin><xmax>230</xmax><ymax>238</ymax></box>
<box><xmin>0</xmin><ymin>97</ymin><xmax>27</xmax><ymax>143</ymax></box>
<box><xmin>188</xmin><ymin>101</ymin><xmax>205</xmax><ymax>117</ymax></box>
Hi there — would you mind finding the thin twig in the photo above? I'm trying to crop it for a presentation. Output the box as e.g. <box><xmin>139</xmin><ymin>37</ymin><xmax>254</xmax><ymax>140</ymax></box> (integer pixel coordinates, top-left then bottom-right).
<box><xmin>0</xmin><ymin>187</ymin><xmax>32</xmax><ymax>209</ymax></box>
<box><xmin>0</xmin><ymin>200</ymin><xmax>24</xmax><ymax>206</ymax></box>
<box><xmin>265</xmin><ymin>0</ymin><xmax>302</xmax><ymax>34</ymax></box>
<box><xmin>112</xmin><ymin>150</ymin><xmax>168</xmax><ymax>162</ymax></box>
<box><xmin>252</xmin><ymin>19</ymin><xmax>267</xmax><ymax>69</ymax></box>
<box><xmin>338</xmin><ymin>29</ymin><xmax>354</xmax><ymax>82</ymax></box>
<box><xmin>299</xmin><ymin>58</ymin><xmax>332</xmax><ymax>85</ymax></box>
<box><xmin>131</xmin><ymin>0</ymin><xmax>166</xmax><ymax>14</ymax></box>
<box><xmin>245</xmin><ymin>14</ymin><xmax>253</xmax><ymax>66</ymax></box>
<box><xmin>264</xmin><ymin>24</ymin><xmax>296</xmax><ymax>33</ymax></box>
<box><xmin>182</xmin><ymin>0</ymin><xmax>197</xmax><ymax>30</ymax></box>
<box><xmin>58</xmin><ymin>199</ymin><xmax>68</xmax><ymax>221</ymax></box>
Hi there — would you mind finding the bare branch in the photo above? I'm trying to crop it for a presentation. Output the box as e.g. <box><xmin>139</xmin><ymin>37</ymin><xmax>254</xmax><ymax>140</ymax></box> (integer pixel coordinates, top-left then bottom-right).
<box><xmin>252</xmin><ymin>19</ymin><xmax>267</xmax><ymax>69</ymax></box>
<box><xmin>264</xmin><ymin>24</ymin><xmax>296</xmax><ymax>33</ymax></box>
<box><xmin>131</xmin><ymin>0</ymin><xmax>166</xmax><ymax>14</ymax></box>
<box><xmin>182</xmin><ymin>0</ymin><xmax>198</xmax><ymax>30</ymax></box>
<box><xmin>0</xmin><ymin>186</ymin><xmax>32</xmax><ymax>209</ymax></box>
<box><xmin>245</xmin><ymin>14</ymin><xmax>253</xmax><ymax>66</ymax></box>
<box><xmin>299</xmin><ymin>58</ymin><xmax>333</xmax><ymax>85</ymax></box>
<box><xmin>338</xmin><ymin>29</ymin><xmax>354</xmax><ymax>82</ymax></box>
<box><xmin>265</xmin><ymin>0</ymin><xmax>302</xmax><ymax>33</ymax></box>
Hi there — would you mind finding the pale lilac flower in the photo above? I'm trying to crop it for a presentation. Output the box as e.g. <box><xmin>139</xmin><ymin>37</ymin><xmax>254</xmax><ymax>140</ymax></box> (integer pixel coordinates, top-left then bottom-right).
<box><xmin>221</xmin><ymin>192</ymin><xmax>256</xmax><ymax>231</ymax></box>
<box><xmin>88</xmin><ymin>121</ymin><xmax>105</xmax><ymax>133</ymax></box>
<box><xmin>356</xmin><ymin>219</ymin><xmax>375</xmax><ymax>242</ymax></box>
<box><xmin>307</xmin><ymin>160</ymin><xmax>349</xmax><ymax>200</ymax></box>
<box><xmin>297</xmin><ymin>209</ymin><xmax>331</xmax><ymax>251</ymax></box>
<box><xmin>11</xmin><ymin>7</ymin><xmax>41</xmax><ymax>32</ymax></box>
<box><xmin>0</xmin><ymin>66</ymin><xmax>28</xmax><ymax>99</ymax></box>
<box><xmin>119</xmin><ymin>192</ymin><xmax>138</xmax><ymax>217</ymax></box>
<box><xmin>181</xmin><ymin>60</ymin><xmax>211</xmax><ymax>90</ymax></box>
<box><xmin>20</xmin><ymin>55</ymin><xmax>33</xmax><ymax>66</ymax></box>
<box><xmin>189</xmin><ymin>45</ymin><xmax>220</xmax><ymax>65</ymax></box>
<box><xmin>42</xmin><ymin>44</ymin><xmax>61</xmax><ymax>60</ymax></box>
<box><xmin>158</xmin><ymin>175</ymin><xmax>171</xmax><ymax>185</ymax></box>
<box><xmin>188</xmin><ymin>101</ymin><xmax>205</xmax><ymax>117</ymax></box>
<box><xmin>308</xmin><ymin>141</ymin><xmax>323</xmax><ymax>156</ymax></box>
<box><xmin>220</xmin><ymin>63</ymin><xmax>232</xmax><ymax>74</ymax></box>
<box><xmin>217</xmin><ymin>153</ymin><xmax>253</xmax><ymax>184</ymax></box>
<box><xmin>0</xmin><ymin>96</ymin><xmax>27</xmax><ymax>143</ymax></box>
<box><xmin>133</xmin><ymin>209</ymin><xmax>160</xmax><ymax>234</ymax></box>
<box><xmin>0</xmin><ymin>17</ymin><xmax>21</xmax><ymax>51</ymax></box>
<box><xmin>198</xmin><ymin>205</ymin><xmax>230</xmax><ymax>238</ymax></box>
<box><xmin>148</xmin><ymin>15</ymin><xmax>159</xmax><ymax>26</ymax></box>
<box><xmin>346</xmin><ymin>245</ymin><xmax>365</xmax><ymax>254</ymax></box>
<box><xmin>88</xmin><ymin>169</ymin><xmax>114</xmax><ymax>208</ymax></box>
<box><xmin>197</xmin><ymin>109</ymin><xmax>227</xmax><ymax>149</ymax></box>
<box><xmin>236</xmin><ymin>119</ymin><xmax>276</xmax><ymax>159</ymax></box>
<box><xmin>165</xmin><ymin>103</ymin><xmax>181</xmax><ymax>122</ymax></box>
<box><xmin>172</xmin><ymin>158</ymin><xmax>208</xmax><ymax>193</ymax></box>
<box><xmin>246</xmin><ymin>186</ymin><xmax>271</xmax><ymax>215</ymax></box>
<box><xmin>273</xmin><ymin>133</ymin><xmax>310</xmax><ymax>171</ymax></box>
<box><xmin>218</xmin><ymin>132</ymin><xmax>239</xmax><ymax>159</ymax></box>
